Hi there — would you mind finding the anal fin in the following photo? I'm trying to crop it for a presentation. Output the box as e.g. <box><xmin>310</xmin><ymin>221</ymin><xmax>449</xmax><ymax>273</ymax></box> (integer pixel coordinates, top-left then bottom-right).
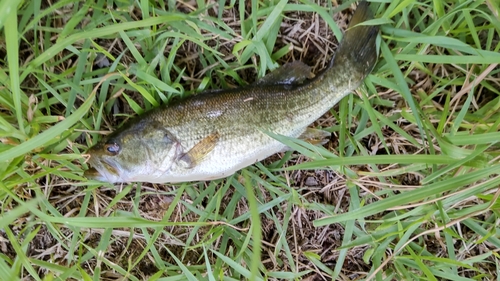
<box><xmin>299</xmin><ymin>128</ymin><xmax>331</xmax><ymax>146</ymax></box>
<box><xmin>280</xmin><ymin>128</ymin><xmax>331</xmax><ymax>153</ymax></box>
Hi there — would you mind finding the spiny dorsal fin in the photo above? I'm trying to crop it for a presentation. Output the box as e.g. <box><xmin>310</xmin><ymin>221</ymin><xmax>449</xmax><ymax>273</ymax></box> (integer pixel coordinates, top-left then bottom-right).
<box><xmin>255</xmin><ymin>61</ymin><xmax>314</xmax><ymax>86</ymax></box>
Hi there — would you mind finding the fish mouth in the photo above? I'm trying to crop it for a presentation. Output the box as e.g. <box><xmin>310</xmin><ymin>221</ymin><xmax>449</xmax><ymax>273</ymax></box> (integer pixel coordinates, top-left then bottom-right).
<box><xmin>84</xmin><ymin>157</ymin><xmax>120</xmax><ymax>183</ymax></box>
<box><xmin>83</xmin><ymin>167</ymin><xmax>107</xmax><ymax>181</ymax></box>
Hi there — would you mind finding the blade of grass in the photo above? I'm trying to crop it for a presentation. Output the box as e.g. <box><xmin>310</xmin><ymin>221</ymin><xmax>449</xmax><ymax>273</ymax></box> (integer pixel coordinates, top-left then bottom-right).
<box><xmin>314</xmin><ymin>164</ymin><xmax>500</xmax><ymax>226</ymax></box>
<box><xmin>4</xmin><ymin>6</ymin><xmax>25</xmax><ymax>135</ymax></box>
<box><xmin>0</xmin><ymin>91</ymin><xmax>96</xmax><ymax>163</ymax></box>
<box><xmin>0</xmin><ymin>0</ymin><xmax>22</xmax><ymax>31</ymax></box>
<box><xmin>21</xmin><ymin>14</ymin><xmax>188</xmax><ymax>83</ymax></box>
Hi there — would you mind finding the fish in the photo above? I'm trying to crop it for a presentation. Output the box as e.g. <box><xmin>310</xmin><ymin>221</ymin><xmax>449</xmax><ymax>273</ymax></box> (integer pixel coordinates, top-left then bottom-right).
<box><xmin>84</xmin><ymin>1</ymin><xmax>379</xmax><ymax>183</ymax></box>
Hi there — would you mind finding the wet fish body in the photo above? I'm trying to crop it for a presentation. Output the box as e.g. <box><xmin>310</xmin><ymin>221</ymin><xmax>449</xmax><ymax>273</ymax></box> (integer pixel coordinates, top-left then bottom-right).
<box><xmin>85</xmin><ymin>2</ymin><xmax>379</xmax><ymax>183</ymax></box>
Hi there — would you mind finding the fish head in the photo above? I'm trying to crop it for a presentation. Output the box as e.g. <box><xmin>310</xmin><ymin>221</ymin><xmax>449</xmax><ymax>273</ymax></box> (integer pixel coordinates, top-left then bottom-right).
<box><xmin>84</xmin><ymin>120</ymin><xmax>181</xmax><ymax>183</ymax></box>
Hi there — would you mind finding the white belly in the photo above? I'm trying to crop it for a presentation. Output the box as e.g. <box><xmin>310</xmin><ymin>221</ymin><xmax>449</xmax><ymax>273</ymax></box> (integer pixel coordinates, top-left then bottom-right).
<box><xmin>148</xmin><ymin>127</ymin><xmax>305</xmax><ymax>183</ymax></box>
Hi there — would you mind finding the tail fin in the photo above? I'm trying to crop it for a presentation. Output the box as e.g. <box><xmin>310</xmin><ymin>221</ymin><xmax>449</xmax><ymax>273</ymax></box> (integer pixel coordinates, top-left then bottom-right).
<box><xmin>332</xmin><ymin>1</ymin><xmax>379</xmax><ymax>78</ymax></box>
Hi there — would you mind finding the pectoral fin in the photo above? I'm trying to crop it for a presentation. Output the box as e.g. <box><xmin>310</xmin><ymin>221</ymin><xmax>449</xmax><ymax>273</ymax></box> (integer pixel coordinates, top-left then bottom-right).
<box><xmin>255</xmin><ymin>61</ymin><xmax>314</xmax><ymax>86</ymax></box>
<box><xmin>178</xmin><ymin>132</ymin><xmax>220</xmax><ymax>169</ymax></box>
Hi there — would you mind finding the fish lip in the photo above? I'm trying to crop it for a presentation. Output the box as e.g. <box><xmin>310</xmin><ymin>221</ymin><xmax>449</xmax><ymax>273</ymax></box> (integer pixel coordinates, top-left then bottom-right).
<box><xmin>85</xmin><ymin>155</ymin><xmax>120</xmax><ymax>183</ymax></box>
<box><xmin>83</xmin><ymin>167</ymin><xmax>108</xmax><ymax>182</ymax></box>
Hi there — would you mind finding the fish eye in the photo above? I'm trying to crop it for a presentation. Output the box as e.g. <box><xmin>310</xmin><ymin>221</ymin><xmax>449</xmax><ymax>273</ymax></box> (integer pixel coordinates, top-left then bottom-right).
<box><xmin>104</xmin><ymin>143</ymin><xmax>120</xmax><ymax>156</ymax></box>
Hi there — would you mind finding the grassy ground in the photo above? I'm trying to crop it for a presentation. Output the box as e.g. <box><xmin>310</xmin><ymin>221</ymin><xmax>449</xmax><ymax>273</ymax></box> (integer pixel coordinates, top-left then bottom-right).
<box><xmin>1</xmin><ymin>0</ymin><xmax>500</xmax><ymax>280</ymax></box>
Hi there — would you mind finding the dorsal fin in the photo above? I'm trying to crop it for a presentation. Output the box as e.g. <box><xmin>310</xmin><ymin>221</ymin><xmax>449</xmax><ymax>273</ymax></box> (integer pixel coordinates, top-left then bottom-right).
<box><xmin>255</xmin><ymin>61</ymin><xmax>314</xmax><ymax>86</ymax></box>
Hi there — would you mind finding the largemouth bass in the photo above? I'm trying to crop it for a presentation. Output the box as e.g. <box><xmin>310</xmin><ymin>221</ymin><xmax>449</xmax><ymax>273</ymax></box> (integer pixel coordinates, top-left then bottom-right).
<box><xmin>85</xmin><ymin>2</ymin><xmax>379</xmax><ymax>183</ymax></box>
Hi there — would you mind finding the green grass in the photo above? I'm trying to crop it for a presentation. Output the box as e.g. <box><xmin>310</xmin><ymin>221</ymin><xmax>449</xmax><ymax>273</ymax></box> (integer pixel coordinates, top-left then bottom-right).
<box><xmin>1</xmin><ymin>0</ymin><xmax>500</xmax><ymax>280</ymax></box>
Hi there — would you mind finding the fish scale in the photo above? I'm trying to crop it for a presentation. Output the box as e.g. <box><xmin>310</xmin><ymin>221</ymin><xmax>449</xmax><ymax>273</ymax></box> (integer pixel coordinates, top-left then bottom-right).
<box><xmin>85</xmin><ymin>1</ymin><xmax>379</xmax><ymax>183</ymax></box>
